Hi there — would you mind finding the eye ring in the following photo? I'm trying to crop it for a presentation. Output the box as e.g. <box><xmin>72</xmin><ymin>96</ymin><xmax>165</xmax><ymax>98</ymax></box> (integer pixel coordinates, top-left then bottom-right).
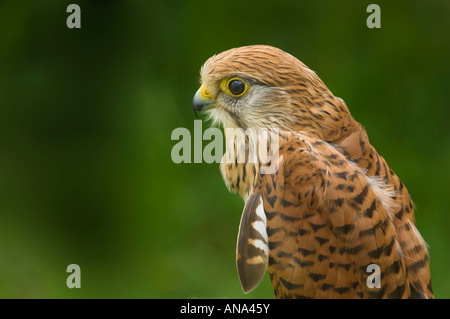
<box><xmin>220</xmin><ymin>78</ymin><xmax>249</xmax><ymax>97</ymax></box>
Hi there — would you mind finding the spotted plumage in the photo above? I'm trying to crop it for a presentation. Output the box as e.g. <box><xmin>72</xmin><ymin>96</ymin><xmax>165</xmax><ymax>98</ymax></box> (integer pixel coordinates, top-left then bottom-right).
<box><xmin>193</xmin><ymin>45</ymin><xmax>432</xmax><ymax>298</ymax></box>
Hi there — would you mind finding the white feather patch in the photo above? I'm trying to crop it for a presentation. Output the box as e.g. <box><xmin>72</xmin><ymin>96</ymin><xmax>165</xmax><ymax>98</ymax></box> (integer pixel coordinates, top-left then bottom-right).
<box><xmin>252</xmin><ymin>221</ymin><xmax>268</xmax><ymax>243</ymax></box>
<box><xmin>346</xmin><ymin>159</ymin><xmax>399</xmax><ymax>216</ymax></box>
<box><xmin>363</xmin><ymin>174</ymin><xmax>398</xmax><ymax>215</ymax></box>
<box><xmin>253</xmin><ymin>197</ymin><xmax>268</xmax><ymax>243</ymax></box>
<box><xmin>248</xmin><ymin>239</ymin><xmax>269</xmax><ymax>257</ymax></box>
<box><xmin>255</xmin><ymin>197</ymin><xmax>266</xmax><ymax>219</ymax></box>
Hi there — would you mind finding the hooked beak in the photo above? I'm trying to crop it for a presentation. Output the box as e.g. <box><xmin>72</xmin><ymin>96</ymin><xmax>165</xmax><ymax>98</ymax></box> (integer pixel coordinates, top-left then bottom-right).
<box><xmin>193</xmin><ymin>86</ymin><xmax>215</xmax><ymax>117</ymax></box>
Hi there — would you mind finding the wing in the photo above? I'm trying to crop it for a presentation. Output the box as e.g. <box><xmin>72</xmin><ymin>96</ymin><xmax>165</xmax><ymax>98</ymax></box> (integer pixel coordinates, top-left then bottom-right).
<box><xmin>236</xmin><ymin>192</ymin><xmax>269</xmax><ymax>293</ymax></box>
<box><xmin>334</xmin><ymin>119</ymin><xmax>433</xmax><ymax>298</ymax></box>
<box><xmin>250</xmin><ymin>132</ymin><xmax>424</xmax><ymax>298</ymax></box>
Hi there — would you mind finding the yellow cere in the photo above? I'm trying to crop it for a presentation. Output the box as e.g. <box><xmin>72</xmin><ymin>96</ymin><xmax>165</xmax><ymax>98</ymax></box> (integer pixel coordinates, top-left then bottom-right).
<box><xmin>201</xmin><ymin>85</ymin><xmax>213</xmax><ymax>98</ymax></box>
<box><xmin>220</xmin><ymin>78</ymin><xmax>249</xmax><ymax>97</ymax></box>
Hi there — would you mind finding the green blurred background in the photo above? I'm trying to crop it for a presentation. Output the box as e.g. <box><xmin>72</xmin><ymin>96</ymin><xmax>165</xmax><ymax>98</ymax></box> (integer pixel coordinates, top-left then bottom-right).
<box><xmin>0</xmin><ymin>0</ymin><xmax>448</xmax><ymax>298</ymax></box>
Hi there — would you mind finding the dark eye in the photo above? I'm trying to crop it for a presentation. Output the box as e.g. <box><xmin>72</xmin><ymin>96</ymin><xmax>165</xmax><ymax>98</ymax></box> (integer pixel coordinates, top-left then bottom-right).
<box><xmin>228</xmin><ymin>79</ymin><xmax>247</xmax><ymax>96</ymax></box>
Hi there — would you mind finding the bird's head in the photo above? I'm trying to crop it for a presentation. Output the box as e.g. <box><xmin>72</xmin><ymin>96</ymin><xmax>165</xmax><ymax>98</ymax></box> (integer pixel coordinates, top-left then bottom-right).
<box><xmin>193</xmin><ymin>45</ymin><xmax>356</xmax><ymax>141</ymax></box>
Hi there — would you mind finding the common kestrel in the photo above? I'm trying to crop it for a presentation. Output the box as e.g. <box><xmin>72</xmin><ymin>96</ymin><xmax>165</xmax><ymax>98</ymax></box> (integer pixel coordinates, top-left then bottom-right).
<box><xmin>192</xmin><ymin>45</ymin><xmax>432</xmax><ymax>299</ymax></box>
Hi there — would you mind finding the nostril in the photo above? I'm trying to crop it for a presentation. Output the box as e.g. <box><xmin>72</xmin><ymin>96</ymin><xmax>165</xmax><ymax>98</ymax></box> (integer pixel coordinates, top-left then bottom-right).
<box><xmin>201</xmin><ymin>86</ymin><xmax>212</xmax><ymax>98</ymax></box>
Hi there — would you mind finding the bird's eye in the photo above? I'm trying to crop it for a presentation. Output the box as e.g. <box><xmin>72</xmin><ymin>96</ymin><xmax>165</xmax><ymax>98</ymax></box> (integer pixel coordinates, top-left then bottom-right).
<box><xmin>228</xmin><ymin>79</ymin><xmax>246</xmax><ymax>96</ymax></box>
<box><xmin>221</xmin><ymin>78</ymin><xmax>248</xmax><ymax>97</ymax></box>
